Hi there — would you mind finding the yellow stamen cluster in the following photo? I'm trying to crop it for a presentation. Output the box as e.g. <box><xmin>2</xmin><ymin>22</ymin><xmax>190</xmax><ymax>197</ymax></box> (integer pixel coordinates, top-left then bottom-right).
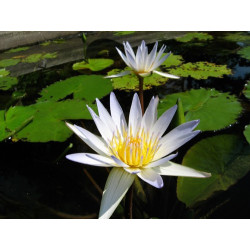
<box><xmin>109</xmin><ymin>127</ymin><xmax>161</xmax><ymax>168</ymax></box>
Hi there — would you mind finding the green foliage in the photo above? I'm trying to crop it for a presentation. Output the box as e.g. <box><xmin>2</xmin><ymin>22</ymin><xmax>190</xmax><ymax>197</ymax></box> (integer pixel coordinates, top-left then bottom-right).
<box><xmin>168</xmin><ymin>62</ymin><xmax>232</xmax><ymax>79</ymax></box>
<box><xmin>223</xmin><ymin>32</ymin><xmax>250</xmax><ymax>44</ymax></box>
<box><xmin>0</xmin><ymin>68</ymin><xmax>10</xmax><ymax>77</ymax></box>
<box><xmin>158</xmin><ymin>88</ymin><xmax>242</xmax><ymax>131</ymax></box>
<box><xmin>160</xmin><ymin>54</ymin><xmax>184</xmax><ymax>68</ymax></box>
<box><xmin>22</xmin><ymin>53</ymin><xmax>57</xmax><ymax>63</ymax></box>
<box><xmin>113</xmin><ymin>31</ymin><xmax>136</xmax><ymax>36</ymax></box>
<box><xmin>37</xmin><ymin>75</ymin><xmax>113</xmax><ymax>102</ymax></box>
<box><xmin>244</xmin><ymin>125</ymin><xmax>250</xmax><ymax>144</ymax></box>
<box><xmin>243</xmin><ymin>80</ymin><xmax>250</xmax><ymax>99</ymax></box>
<box><xmin>0</xmin><ymin>100</ymin><xmax>97</xmax><ymax>142</ymax></box>
<box><xmin>177</xmin><ymin>135</ymin><xmax>250</xmax><ymax>207</ymax></box>
<box><xmin>5</xmin><ymin>47</ymin><xmax>30</xmax><ymax>53</ymax></box>
<box><xmin>0</xmin><ymin>76</ymin><xmax>18</xmax><ymax>90</ymax></box>
<box><xmin>169</xmin><ymin>98</ymin><xmax>186</xmax><ymax>130</ymax></box>
<box><xmin>176</xmin><ymin>32</ymin><xmax>213</xmax><ymax>43</ymax></box>
<box><xmin>107</xmin><ymin>69</ymin><xmax>168</xmax><ymax>91</ymax></box>
<box><xmin>238</xmin><ymin>46</ymin><xmax>250</xmax><ymax>60</ymax></box>
<box><xmin>73</xmin><ymin>59</ymin><xmax>114</xmax><ymax>72</ymax></box>
<box><xmin>0</xmin><ymin>58</ymin><xmax>21</xmax><ymax>67</ymax></box>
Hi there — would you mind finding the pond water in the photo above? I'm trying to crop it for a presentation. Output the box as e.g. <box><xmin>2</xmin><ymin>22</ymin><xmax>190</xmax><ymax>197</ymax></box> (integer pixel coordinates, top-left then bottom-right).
<box><xmin>0</xmin><ymin>31</ymin><xmax>250</xmax><ymax>219</ymax></box>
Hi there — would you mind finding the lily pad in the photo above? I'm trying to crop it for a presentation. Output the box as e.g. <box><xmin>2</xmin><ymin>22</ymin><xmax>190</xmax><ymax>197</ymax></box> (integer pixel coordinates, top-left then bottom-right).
<box><xmin>0</xmin><ymin>76</ymin><xmax>18</xmax><ymax>90</ymax></box>
<box><xmin>0</xmin><ymin>58</ymin><xmax>21</xmax><ymax>67</ymax></box>
<box><xmin>1</xmin><ymin>100</ymin><xmax>96</xmax><ymax>142</ymax></box>
<box><xmin>158</xmin><ymin>88</ymin><xmax>242</xmax><ymax>131</ymax></box>
<box><xmin>113</xmin><ymin>31</ymin><xmax>136</xmax><ymax>36</ymax></box>
<box><xmin>0</xmin><ymin>68</ymin><xmax>10</xmax><ymax>77</ymax></box>
<box><xmin>223</xmin><ymin>32</ymin><xmax>250</xmax><ymax>44</ymax></box>
<box><xmin>243</xmin><ymin>80</ymin><xmax>250</xmax><ymax>99</ymax></box>
<box><xmin>160</xmin><ymin>54</ymin><xmax>184</xmax><ymax>68</ymax></box>
<box><xmin>168</xmin><ymin>62</ymin><xmax>232</xmax><ymax>79</ymax></box>
<box><xmin>5</xmin><ymin>47</ymin><xmax>30</xmax><ymax>53</ymax></box>
<box><xmin>177</xmin><ymin>134</ymin><xmax>250</xmax><ymax>207</ymax></box>
<box><xmin>107</xmin><ymin>69</ymin><xmax>168</xmax><ymax>91</ymax></box>
<box><xmin>22</xmin><ymin>53</ymin><xmax>57</xmax><ymax>63</ymax></box>
<box><xmin>238</xmin><ymin>46</ymin><xmax>250</xmax><ymax>60</ymax></box>
<box><xmin>37</xmin><ymin>75</ymin><xmax>113</xmax><ymax>102</ymax></box>
<box><xmin>244</xmin><ymin>125</ymin><xmax>250</xmax><ymax>144</ymax></box>
<box><xmin>73</xmin><ymin>59</ymin><xmax>114</xmax><ymax>72</ymax></box>
<box><xmin>176</xmin><ymin>32</ymin><xmax>213</xmax><ymax>43</ymax></box>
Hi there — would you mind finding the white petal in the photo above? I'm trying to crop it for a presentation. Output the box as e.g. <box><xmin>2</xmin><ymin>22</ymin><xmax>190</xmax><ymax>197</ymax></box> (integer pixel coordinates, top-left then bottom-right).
<box><xmin>125</xmin><ymin>41</ymin><xmax>136</xmax><ymax>59</ymax></box>
<box><xmin>73</xmin><ymin>124</ymin><xmax>110</xmax><ymax>156</ymax></box>
<box><xmin>154</xmin><ymin>161</ymin><xmax>211</xmax><ymax>178</ymax></box>
<box><xmin>151</xmin><ymin>105</ymin><xmax>177</xmax><ymax>138</ymax></box>
<box><xmin>152</xmin><ymin>44</ymin><xmax>167</xmax><ymax>68</ymax></box>
<box><xmin>66</xmin><ymin>153</ymin><xmax>115</xmax><ymax>167</ymax></box>
<box><xmin>144</xmin><ymin>152</ymin><xmax>178</xmax><ymax>168</ymax></box>
<box><xmin>124</xmin><ymin>167</ymin><xmax>141</xmax><ymax>174</ymax></box>
<box><xmin>137</xmin><ymin>168</ymin><xmax>163</xmax><ymax>188</ymax></box>
<box><xmin>128</xmin><ymin>93</ymin><xmax>142</xmax><ymax>137</ymax></box>
<box><xmin>111</xmin><ymin>155</ymin><xmax>130</xmax><ymax>168</ymax></box>
<box><xmin>153</xmin><ymin>70</ymin><xmax>180</xmax><ymax>79</ymax></box>
<box><xmin>104</xmin><ymin>70</ymin><xmax>131</xmax><ymax>78</ymax></box>
<box><xmin>116</xmin><ymin>47</ymin><xmax>130</xmax><ymax>66</ymax></box>
<box><xmin>99</xmin><ymin>168</ymin><xmax>135</xmax><ymax>219</ymax></box>
<box><xmin>110</xmin><ymin>92</ymin><xmax>128</xmax><ymax>134</ymax></box>
<box><xmin>151</xmin><ymin>52</ymin><xmax>171</xmax><ymax>70</ymax></box>
<box><xmin>145</xmin><ymin>41</ymin><xmax>158</xmax><ymax>71</ymax></box>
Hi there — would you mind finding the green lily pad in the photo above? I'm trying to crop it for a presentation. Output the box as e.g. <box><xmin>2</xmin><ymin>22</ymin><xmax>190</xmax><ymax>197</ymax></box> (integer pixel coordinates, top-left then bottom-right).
<box><xmin>22</xmin><ymin>53</ymin><xmax>57</xmax><ymax>63</ymax></box>
<box><xmin>73</xmin><ymin>59</ymin><xmax>114</xmax><ymax>72</ymax></box>
<box><xmin>37</xmin><ymin>75</ymin><xmax>113</xmax><ymax>102</ymax></box>
<box><xmin>243</xmin><ymin>80</ymin><xmax>250</xmax><ymax>99</ymax></box>
<box><xmin>113</xmin><ymin>31</ymin><xmax>136</xmax><ymax>36</ymax></box>
<box><xmin>158</xmin><ymin>88</ymin><xmax>242</xmax><ymax>131</ymax></box>
<box><xmin>176</xmin><ymin>32</ymin><xmax>213</xmax><ymax>43</ymax></box>
<box><xmin>238</xmin><ymin>46</ymin><xmax>250</xmax><ymax>60</ymax></box>
<box><xmin>223</xmin><ymin>32</ymin><xmax>250</xmax><ymax>44</ymax></box>
<box><xmin>107</xmin><ymin>69</ymin><xmax>168</xmax><ymax>91</ymax></box>
<box><xmin>40</xmin><ymin>41</ymin><xmax>51</xmax><ymax>46</ymax></box>
<box><xmin>1</xmin><ymin>100</ymin><xmax>96</xmax><ymax>142</ymax></box>
<box><xmin>177</xmin><ymin>134</ymin><xmax>250</xmax><ymax>207</ymax></box>
<box><xmin>244</xmin><ymin>125</ymin><xmax>250</xmax><ymax>144</ymax></box>
<box><xmin>160</xmin><ymin>54</ymin><xmax>184</xmax><ymax>68</ymax></box>
<box><xmin>0</xmin><ymin>76</ymin><xmax>18</xmax><ymax>90</ymax></box>
<box><xmin>0</xmin><ymin>58</ymin><xmax>21</xmax><ymax>67</ymax></box>
<box><xmin>168</xmin><ymin>62</ymin><xmax>232</xmax><ymax>79</ymax></box>
<box><xmin>0</xmin><ymin>68</ymin><xmax>10</xmax><ymax>77</ymax></box>
<box><xmin>5</xmin><ymin>46</ymin><xmax>30</xmax><ymax>53</ymax></box>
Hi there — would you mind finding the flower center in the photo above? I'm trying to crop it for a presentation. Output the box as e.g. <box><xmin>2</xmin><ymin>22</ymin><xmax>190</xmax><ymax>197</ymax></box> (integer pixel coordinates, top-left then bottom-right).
<box><xmin>109</xmin><ymin>128</ymin><xmax>160</xmax><ymax>168</ymax></box>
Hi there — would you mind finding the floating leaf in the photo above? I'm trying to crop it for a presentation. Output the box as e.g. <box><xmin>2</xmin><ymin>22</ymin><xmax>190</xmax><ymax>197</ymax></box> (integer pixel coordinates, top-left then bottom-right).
<box><xmin>168</xmin><ymin>62</ymin><xmax>232</xmax><ymax>79</ymax></box>
<box><xmin>0</xmin><ymin>58</ymin><xmax>21</xmax><ymax>67</ymax></box>
<box><xmin>1</xmin><ymin>100</ymin><xmax>96</xmax><ymax>142</ymax></box>
<box><xmin>53</xmin><ymin>39</ymin><xmax>66</xmax><ymax>44</ymax></box>
<box><xmin>22</xmin><ymin>53</ymin><xmax>57</xmax><ymax>63</ymax></box>
<box><xmin>160</xmin><ymin>54</ymin><xmax>184</xmax><ymax>68</ymax></box>
<box><xmin>73</xmin><ymin>59</ymin><xmax>114</xmax><ymax>72</ymax></box>
<box><xmin>244</xmin><ymin>125</ymin><xmax>250</xmax><ymax>144</ymax></box>
<box><xmin>113</xmin><ymin>31</ymin><xmax>136</xmax><ymax>36</ymax></box>
<box><xmin>37</xmin><ymin>75</ymin><xmax>113</xmax><ymax>102</ymax></box>
<box><xmin>243</xmin><ymin>80</ymin><xmax>250</xmax><ymax>99</ymax></box>
<box><xmin>107</xmin><ymin>68</ymin><xmax>168</xmax><ymax>91</ymax></box>
<box><xmin>158</xmin><ymin>88</ymin><xmax>242</xmax><ymax>131</ymax></box>
<box><xmin>223</xmin><ymin>32</ymin><xmax>250</xmax><ymax>44</ymax></box>
<box><xmin>40</xmin><ymin>41</ymin><xmax>51</xmax><ymax>46</ymax></box>
<box><xmin>0</xmin><ymin>68</ymin><xmax>10</xmax><ymax>77</ymax></box>
<box><xmin>0</xmin><ymin>76</ymin><xmax>18</xmax><ymax>90</ymax></box>
<box><xmin>5</xmin><ymin>46</ymin><xmax>30</xmax><ymax>53</ymax></box>
<box><xmin>238</xmin><ymin>46</ymin><xmax>250</xmax><ymax>60</ymax></box>
<box><xmin>176</xmin><ymin>32</ymin><xmax>213</xmax><ymax>43</ymax></box>
<box><xmin>177</xmin><ymin>135</ymin><xmax>250</xmax><ymax>207</ymax></box>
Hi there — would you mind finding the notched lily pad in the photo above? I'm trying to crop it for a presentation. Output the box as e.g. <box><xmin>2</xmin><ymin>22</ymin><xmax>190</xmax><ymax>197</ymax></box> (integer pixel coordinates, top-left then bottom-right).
<box><xmin>0</xmin><ymin>76</ymin><xmax>18</xmax><ymax>90</ymax></box>
<box><xmin>160</xmin><ymin>54</ymin><xmax>184</xmax><ymax>68</ymax></box>
<box><xmin>0</xmin><ymin>58</ymin><xmax>21</xmax><ymax>67</ymax></box>
<box><xmin>158</xmin><ymin>88</ymin><xmax>242</xmax><ymax>131</ymax></box>
<box><xmin>168</xmin><ymin>62</ymin><xmax>232</xmax><ymax>79</ymax></box>
<box><xmin>5</xmin><ymin>46</ymin><xmax>30</xmax><ymax>53</ymax></box>
<box><xmin>223</xmin><ymin>32</ymin><xmax>250</xmax><ymax>44</ymax></box>
<box><xmin>37</xmin><ymin>75</ymin><xmax>113</xmax><ymax>102</ymax></box>
<box><xmin>177</xmin><ymin>134</ymin><xmax>250</xmax><ymax>207</ymax></box>
<box><xmin>73</xmin><ymin>59</ymin><xmax>114</xmax><ymax>72</ymax></box>
<box><xmin>22</xmin><ymin>52</ymin><xmax>57</xmax><ymax>63</ymax></box>
<box><xmin>176</xmin><ymin>32</ymin><xmax>213</xmax><ymax>43</ymax></box>
<box><xmin>238</xmin><ymin>46</ymin><xmax>250</xmax><ymax>60</ymax></box>
<box><xmin>244</xmin><ymin>125</ymin><xmax>250</xmax><ymax>144</ymax></box>
<box><xmin>107</xmin><ymin>68</ymin><xmax>168</xmax><ymax>91</ymax></box>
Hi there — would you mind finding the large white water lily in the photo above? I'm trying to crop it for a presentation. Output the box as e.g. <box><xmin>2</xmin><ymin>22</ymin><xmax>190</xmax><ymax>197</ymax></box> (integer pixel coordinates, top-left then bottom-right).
<box><xmin>105</xmin><ymin>40</ymin><xmax>180</xmax><ymax>79</ymax></box>
<box><xmin>66</xmin><ymin>92</ymin><xmax>211</xmax><ymax>219</ymax></box>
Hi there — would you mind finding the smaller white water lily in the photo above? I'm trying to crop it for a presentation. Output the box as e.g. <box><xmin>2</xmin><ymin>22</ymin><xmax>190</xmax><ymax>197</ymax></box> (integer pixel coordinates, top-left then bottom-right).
<box><xmin>105</xmin><ymin>40</ymin><xmax>180</xmax><ymax>79</ymax></box>
<box><xmin>66</xmin><ymin>93</ymin><xmax>211</xmax><ymax>219</ymax></box>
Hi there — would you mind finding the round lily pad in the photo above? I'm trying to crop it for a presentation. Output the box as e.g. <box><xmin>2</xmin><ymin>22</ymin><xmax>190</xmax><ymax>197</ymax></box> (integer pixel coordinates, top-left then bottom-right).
<box><xmin>158</xmin><ymin>88</ymin><xmax>242</xmax><ymax>131</ymax></box>
<box><xmin>176</xmin><ymin>32</ymin><xmax>213</xmax><ymax>43</ymax></box>
<box><xmin>0</xmin><ymin>58</ymin><xmax>21</xmax><ymax>67</ymax></box>
<box><xmin>177</xmin><ymin>134</ymin><xmax>250</xmax><ymax>207</ymax></box>
<box><xmin>0</xmin><ymin>76</ymin><xmax>18</xmax><ymax>90</ymax></box>
<box><xmin>238</xmin><ymin>46</ymin><xmax>250</xmax><ymax>60</ymax></box>
<box><xmin>168</xmin><ymin>62</ymin><xmax>232</xmax><ymax>79</ymax></box>
<box><xmin>73</xmin><ymin>59</ymin><xmax>114</xmax><ymax>72</ymax></box>
<box><xmin>243</xmin><ymin>80</ymin><xmax>250</xmax><ymax>99</ymax></box>
<box><xmin>0</xmin><ymin>68</ymin><xmax>10</xmax><ymax>77</ymax></box>
<box><xmin>244</xmin><ymin>125</ymin><xmax>250</xmax><ymax>144</ymax></box>
<box><xmin>223</xmin><ymin>32</ymin><xmax>250</xmax><ymax>44</ymax></box>
<box><xmin>37</xmin><ymin>75</ymin><xmax>113</xmax><ymax>102</ymax></box>
<box><xmin>22</xmin><ymin>53</ymin><xmax>57</xmax><ymax>63</ymax></box>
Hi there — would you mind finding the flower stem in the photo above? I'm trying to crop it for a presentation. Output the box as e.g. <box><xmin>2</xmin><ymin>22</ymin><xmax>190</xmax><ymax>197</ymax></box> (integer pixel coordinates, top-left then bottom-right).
<box><xmin>125</xmin><ymin>183</ymin><xmax>134</xmax><ymax>219</ymax></box>
<box><xmin>138</xmin><ymin>75</ymin><xmax>144</xmax><ymax>114</ymax></box>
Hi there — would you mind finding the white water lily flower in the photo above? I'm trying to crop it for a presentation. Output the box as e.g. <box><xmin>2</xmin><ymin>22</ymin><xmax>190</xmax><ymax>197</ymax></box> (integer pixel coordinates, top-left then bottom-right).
<box><xmin>66</xmin><ymin>92</ymin><xmax>211</xmax><ymax>219</ymax></box>
<box><xmin>105</xmin><ymin>40</ymin><xmax>180</xmax><ymax>79</ymax></box>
